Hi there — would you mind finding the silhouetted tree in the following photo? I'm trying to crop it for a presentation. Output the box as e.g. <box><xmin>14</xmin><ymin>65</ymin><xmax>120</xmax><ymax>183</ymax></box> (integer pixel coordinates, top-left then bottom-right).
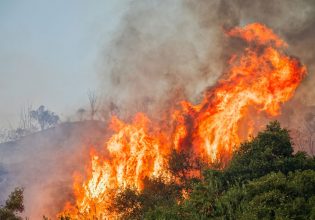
<box><xmin>30</xmin><ymin>105</ymin><xmax>59</xmax><ymax>130</ymax></box>
<box><xmin>87</xmin><ymin>90</ymin><xmax>98</xmax><ymax>120</ymax></box>
<box><xmin>76</xmin><ymin>108</ymin><xmax>86</xmax><ymax>121</ymax></box>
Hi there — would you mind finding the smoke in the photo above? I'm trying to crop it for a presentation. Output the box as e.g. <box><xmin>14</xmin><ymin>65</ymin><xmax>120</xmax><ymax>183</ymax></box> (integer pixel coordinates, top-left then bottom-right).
<box><xmin>99</xmin><ymin>0</ymin><xmax>226</xmax><ymax>117</ymax></box>
<box><xmin>99</xmin><ymin>0</ymin><xmax>315</xmax><ymax>116</ymax></box>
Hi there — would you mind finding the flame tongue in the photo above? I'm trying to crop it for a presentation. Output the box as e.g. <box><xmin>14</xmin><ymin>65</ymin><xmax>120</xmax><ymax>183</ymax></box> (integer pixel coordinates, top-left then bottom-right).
<box><xmin>189</xmin><ymin>23</ymin><xmax>306</xmax><ymax>163</ymax></box>
<box><xmin>62</xmin><ymin>23</ymin><xmax>306</xmax><ymax>219</ymax></box>
<box><xmin>64</xmin><ymin>113</ymin><xmax>170</xmax><ymax>219</ymax></box>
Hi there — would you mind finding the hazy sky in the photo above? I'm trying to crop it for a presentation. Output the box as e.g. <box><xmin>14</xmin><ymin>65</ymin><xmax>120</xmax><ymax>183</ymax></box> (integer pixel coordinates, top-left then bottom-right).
<box><xmin>0</xmin><ymin>0</ymin><xmax>129</xmax><ymax>127</ymax></box>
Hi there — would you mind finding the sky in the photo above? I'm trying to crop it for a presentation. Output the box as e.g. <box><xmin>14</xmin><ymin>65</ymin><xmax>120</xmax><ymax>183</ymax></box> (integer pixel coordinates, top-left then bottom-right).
<box><xmin>0</xmin><ymin>0</ymin><xmax>129</xmax><ymax>128</ymax></box>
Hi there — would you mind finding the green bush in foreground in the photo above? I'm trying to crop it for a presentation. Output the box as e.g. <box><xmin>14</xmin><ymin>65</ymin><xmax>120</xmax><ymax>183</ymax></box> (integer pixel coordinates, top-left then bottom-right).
<box><xmin>0</xmin><ymin>188</ymin><xmax>24</xmax><ymax>220</ymax></box>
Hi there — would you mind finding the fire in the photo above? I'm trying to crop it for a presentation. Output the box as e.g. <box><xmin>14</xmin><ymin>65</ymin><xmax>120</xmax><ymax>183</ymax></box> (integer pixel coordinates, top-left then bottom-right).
<box><xmin>61</xmin><ymin>113</ymin><xmax>170</xmax><ymax>219</ymax></box>
<box><xmin>61</xmin><ymin>23</ymin><xmax>306</xmax><ymax>219</ymax></box>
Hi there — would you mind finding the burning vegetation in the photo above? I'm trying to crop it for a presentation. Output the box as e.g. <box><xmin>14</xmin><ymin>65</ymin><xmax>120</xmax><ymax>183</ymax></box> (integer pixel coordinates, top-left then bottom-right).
<box><xmin>57</xmin><ymin>23</ymin><xmax>307</xmax><ymax>219</ymax></box>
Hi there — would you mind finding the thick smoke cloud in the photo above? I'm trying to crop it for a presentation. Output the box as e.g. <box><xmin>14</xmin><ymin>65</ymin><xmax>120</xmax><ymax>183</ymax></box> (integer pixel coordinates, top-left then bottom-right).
<box><xmin>100</xmin><ymin>0</ymin><xmax>315</xmax><ymax>115</ymax></box>
<box><xmin>99</xmin><ymin>0</ymin><xmax>227</xmax><ymax>117</ymax></box>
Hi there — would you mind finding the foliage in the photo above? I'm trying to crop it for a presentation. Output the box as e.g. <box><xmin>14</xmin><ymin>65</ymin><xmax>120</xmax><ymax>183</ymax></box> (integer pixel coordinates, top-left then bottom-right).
<box><xmin>213</xmin><ymin>170</ymin><xmax>315</xmax><ymax>219</ymax></box>
<box><xmin>0</xmin><ymin>188</ymin><xmax>24</xmax><ymax>220</ymax></box>
<box><xmin>108</xmin><ymin>177</ymin><xmax>182</xmax><ymax>220</ymax></box>
<box><xmin>30</xmin><ymin>105</ymin><xmax>60</xmax><ymax>130</ymax></box>
<box><xmin>222</xmin><ymin>121</ymin><xmax>294</xmax><ymax>183</ymax></box>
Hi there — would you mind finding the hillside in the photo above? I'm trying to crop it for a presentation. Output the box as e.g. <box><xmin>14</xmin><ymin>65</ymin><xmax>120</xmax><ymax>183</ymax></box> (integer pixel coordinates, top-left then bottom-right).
<box><xmin>0</xmin><ymin>121</ymin><xmax>107</xmax><ymax>218</ymax></box>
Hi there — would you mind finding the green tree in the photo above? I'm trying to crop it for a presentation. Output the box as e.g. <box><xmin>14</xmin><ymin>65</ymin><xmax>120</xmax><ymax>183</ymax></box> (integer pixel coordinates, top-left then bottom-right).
<box><xmin>109</xmin><ymin>177</ymin><xmax>181</xmax><ymax>220</ymax></box>
<box><xmin>223</xmin><ymin>121</ymin><xmax>293</xmax><ymax>183</ymax></box>
<box><xmin>214</xmin><ymin>170</ymin><xmax>315</xmax><ymax>219</ymax></box>
<box><xmin>0</xmin><ymin>188</ymin><xmax>24</xmax><ymax>220</ymax></box>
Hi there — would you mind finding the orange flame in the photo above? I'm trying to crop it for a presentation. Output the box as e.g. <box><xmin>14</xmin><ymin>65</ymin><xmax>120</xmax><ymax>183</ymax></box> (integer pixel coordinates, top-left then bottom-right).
<box><xmin>61</xmin><ymin>23</ymin><xmax>306</xmax><ymax>219</ymax></box>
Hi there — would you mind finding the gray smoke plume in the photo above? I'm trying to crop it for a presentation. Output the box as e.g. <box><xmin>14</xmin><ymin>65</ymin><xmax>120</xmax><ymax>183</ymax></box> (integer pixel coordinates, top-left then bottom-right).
<box><xmin>99</xmin><ymin>0</ymin><xmax>315</xmax><ymax>117</ymax></box>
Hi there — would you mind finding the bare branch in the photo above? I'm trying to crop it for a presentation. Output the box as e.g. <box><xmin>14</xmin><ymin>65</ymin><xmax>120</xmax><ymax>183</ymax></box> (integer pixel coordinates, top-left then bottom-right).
<box><xmin>87</xmin><ymin>90</ymin><xmax>98</xmax><ymax>120</ymax></box>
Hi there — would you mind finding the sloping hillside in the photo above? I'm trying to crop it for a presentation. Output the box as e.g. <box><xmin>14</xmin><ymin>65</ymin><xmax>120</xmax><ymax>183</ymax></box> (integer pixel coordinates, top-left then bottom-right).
<box><xmin>0</xmin><ymin>121</ymin><xmax>107</xmax><ymax>218</ymax></box>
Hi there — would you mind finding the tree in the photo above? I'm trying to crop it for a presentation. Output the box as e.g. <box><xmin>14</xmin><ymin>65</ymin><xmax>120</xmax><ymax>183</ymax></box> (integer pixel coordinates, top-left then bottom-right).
<box><xmin>149</xmin><ymin>121</ymin><xmax>315</xmax><ymax>219</ymax></box>
<box><xmin>0</xmin><ymin>188</ymin><xmax>24</xmax><ymax>220</ymax></box>
<box><xmin>87</xmin><ymin>90</ymin><xmax>98</xmax><ymax>120</ymax></box>
<box><xmin>176</xmin><ymin>121</ymin><xmax>315</xmax><ymax>219</ymax></box>
<box><xmin>109</xmin><ymin>177</ymin><xmax>182</xmax><ymax>220</ymax></box>
<box><xmin>109</xmin><ymin>188</ymin><xmax>143</xmax><ymax>219</ymax></box>
<box><xmin>213</xmin><ymin>170</ymin><xmax>315</xmax><ymax>219</ymax></box>
<box><xmin>30</xmin><ymin>105</ymin><xmax>59</xmax><ymax>130</ymax></box>
<box><xmin>18</xmin><ymin>104</ymin><xmax>37</xmax><ymax>135</ymax></box>
<box><xmin>0</xmin><ymin>104</ymin><xmax>38</xmax><ymax>143</ymax></box>
<box><xmin>222</xmin><ymin>121</ymin><xmax>296</xmax><ymax>184</ymax></box>
<box><xmin>76</xmin><ymin>108</ymin><xmax>86</xmax><ymax>121</ymax></box>
<box><xmin>168</xmin><ymin>149</ymin><xmax>193</xmax><ymax>183</ymax></box>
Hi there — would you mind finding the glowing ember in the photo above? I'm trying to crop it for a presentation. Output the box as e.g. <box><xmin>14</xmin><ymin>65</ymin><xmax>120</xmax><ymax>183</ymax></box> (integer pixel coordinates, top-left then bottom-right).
<box><xmin>61</xmin><ymin>23</ymin><xmax>306</xmax><ymax>219</ymax></box>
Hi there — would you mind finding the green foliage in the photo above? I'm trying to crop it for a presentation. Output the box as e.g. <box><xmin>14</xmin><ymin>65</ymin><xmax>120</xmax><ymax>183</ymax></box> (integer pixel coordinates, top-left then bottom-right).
<box><xmin>213</xmin><ymin>170</ymin><xmax>315</xmax><ymax>219</ymax></box>
<box><xmin>223</xmin><ymin>121</ymin><xmax>295</xmax><ymax>183</ymax></box>
<box><xmin>109</xmin><ymin>187</ymin><xmax>142</xmax><ymax>219</ymax></box>
<box><xmin>109</xmin><ymin>177</ymin><xmax>182</xmax><ymax>220</ymax></box>
<box><xmin>0</xmin><ymin>188</ymin><xmax>24</xmax><ymax>220</ymax></box>
<box><xmin>176</xmin><ymin>121</ymin><xmax>315</xmax><ymax>219</ymax></box>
